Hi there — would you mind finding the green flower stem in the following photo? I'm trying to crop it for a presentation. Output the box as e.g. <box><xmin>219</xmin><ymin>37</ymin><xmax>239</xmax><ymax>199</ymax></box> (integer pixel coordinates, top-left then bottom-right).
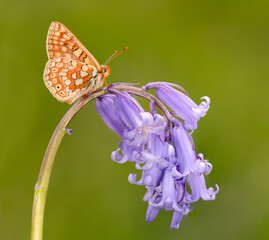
<box><xmin>31</xmin><ymin>89</ymin><xmax>106</xmax><ymax>240</ymax></box>
<box><xmin>31</xmin><ymin>85</ymin><xmax>171</xmax><ymax>240</ymax></box>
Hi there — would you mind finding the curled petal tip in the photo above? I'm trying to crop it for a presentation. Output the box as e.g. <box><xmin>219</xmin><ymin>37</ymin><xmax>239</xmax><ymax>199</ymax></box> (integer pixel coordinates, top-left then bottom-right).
<box><xmin>214</xmin><ymin>184</ymin><xmax>220</xmax><ymax>194</ymax></box>
<box><xmin>200</xmin><ymin>96</ymin><xmax>210</xmax><ymax>106</ymax></box>
<box><xmin>128</xmin><ymin>173</ymin><xmax>139</xmax><ymax>184</ymax></box>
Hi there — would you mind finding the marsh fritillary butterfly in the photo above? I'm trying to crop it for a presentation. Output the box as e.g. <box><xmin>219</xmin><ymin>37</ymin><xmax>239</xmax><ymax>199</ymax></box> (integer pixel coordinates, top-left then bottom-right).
<box><xmin>44</xmin><ymin>22</ymin><xmax>124</xmax><ymax>104</ymax></box>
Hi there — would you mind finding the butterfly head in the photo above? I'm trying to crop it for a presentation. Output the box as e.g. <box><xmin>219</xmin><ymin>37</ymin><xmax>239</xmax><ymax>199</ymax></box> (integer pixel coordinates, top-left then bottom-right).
<box><xmin>102</xmin><ymin>47</ymin><xmax>128</xmax><ymax>78</ymax></box>
<box><xmin>101</xmin><ymin>65</ymin><xmax>111</xmax><ymax>77</ymax></box>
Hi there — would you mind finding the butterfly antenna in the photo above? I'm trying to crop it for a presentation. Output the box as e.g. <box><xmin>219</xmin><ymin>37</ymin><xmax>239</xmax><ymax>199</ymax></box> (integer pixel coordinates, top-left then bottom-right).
<box><xmin>104</xmin><ymin>47</ymin><xmax>128</xmax><ymax>65</ymax></box>
<box><xmin>104</xmin><ymin>50</ymin><xmax>117</xmax><ymax>65</ymax></box>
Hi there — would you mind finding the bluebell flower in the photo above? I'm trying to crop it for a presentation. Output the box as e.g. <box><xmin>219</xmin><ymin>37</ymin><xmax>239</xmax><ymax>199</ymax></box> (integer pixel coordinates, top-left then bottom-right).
<box><xmin>96</xmin><ymin>90</ymin><xmax>166</xmax><ymax>163</ymax></box>
<box><xmin>95</xmin><ymin>94</ymin><xmax>125</xmax><ymax>137</ymax></box>
<box><xmin>95</xmin><ymin>82</ymin><xmax>219</xmax><ymax>229</ymax></box>
<box><xmin>144</xmin><ymin>82</ymin><xmax>210</xmax><ymax>131</ymax></box>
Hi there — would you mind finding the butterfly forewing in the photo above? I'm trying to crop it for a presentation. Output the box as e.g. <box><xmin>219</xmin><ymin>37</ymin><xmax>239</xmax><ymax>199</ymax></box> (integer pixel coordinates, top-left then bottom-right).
<box><xmin>46</xmin><ymin>22</ymin><xmax>101</xmax><ymax>69</ymax></box>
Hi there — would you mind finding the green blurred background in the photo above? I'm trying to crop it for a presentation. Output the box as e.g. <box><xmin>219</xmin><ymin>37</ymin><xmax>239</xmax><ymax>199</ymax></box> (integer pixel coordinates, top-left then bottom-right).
<box><xmin>1</xmin><ymin>0</ymin><xmax>269</xmax><ymax>239</ymax></box>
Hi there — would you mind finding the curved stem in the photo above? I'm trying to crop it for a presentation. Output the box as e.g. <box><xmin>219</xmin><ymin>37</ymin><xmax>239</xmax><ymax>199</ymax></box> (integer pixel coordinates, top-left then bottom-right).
<box><xmin>31</xmin><ymin>89</ymin><xmax>106</xmax><ymax>240</ymax></box>
<box><xmin>31</xmin><ymin>84</ymin><xmax>171</xmax><ymax>240</ymax></box>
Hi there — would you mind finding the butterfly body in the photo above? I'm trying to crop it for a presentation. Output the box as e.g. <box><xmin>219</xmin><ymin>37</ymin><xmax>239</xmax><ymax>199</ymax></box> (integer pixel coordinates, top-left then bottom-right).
<box><xmin>43</xmin><ymin>22</ymin><xmax>109</xmax><ymax>104</ymax></box>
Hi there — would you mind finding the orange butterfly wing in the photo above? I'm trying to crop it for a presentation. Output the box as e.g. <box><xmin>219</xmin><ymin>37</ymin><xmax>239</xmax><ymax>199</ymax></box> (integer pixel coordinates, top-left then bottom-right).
<box><xmin>44</xmin><ymin>22</ymin><xmax>104</xmax><ymax>104</ymax></box>
<box><xmin>46</xmin><ymin>21</ymin><xmax>101</xmax><ymax>69</ymax></box>
<box><xmin>43</xmin><ymin>58</ymin><xmax>101</xmax><ymax>104</ymax></box>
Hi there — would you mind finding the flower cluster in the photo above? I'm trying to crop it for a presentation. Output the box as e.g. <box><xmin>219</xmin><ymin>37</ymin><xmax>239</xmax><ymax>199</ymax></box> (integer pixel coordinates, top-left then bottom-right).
<box><xmin>95</xmin><ymin>82</ymin><xmax>219</xmax><ymax>229</ymax></box>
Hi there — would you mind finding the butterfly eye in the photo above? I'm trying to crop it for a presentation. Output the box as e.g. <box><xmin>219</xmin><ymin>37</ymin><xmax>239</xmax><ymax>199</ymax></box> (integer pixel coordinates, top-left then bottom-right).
<box><xmin>101</xmin><ymin>65</ymin><xmax>110</xmax><ymax>77</ymax></box>
<box><xmin>105</xmin><ymin>66</ymin><xmax>110</xmax><ymax>76</ymax></box>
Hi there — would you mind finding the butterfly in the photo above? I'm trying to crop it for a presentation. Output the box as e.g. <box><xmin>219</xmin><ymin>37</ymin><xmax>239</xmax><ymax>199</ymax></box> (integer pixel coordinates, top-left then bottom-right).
<box><xmin>43</xmin><ymin>21</ymin><xmax>126</xmax><ymax>104</ymax></box>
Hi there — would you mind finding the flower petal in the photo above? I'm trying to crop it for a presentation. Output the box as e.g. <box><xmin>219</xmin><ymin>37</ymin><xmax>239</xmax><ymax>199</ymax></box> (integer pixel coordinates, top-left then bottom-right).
<box><xmin>151</xmin><ymin>84</ymin><xmax>210</xmax><ymax>130</ymax></box>
<box><xmin>146</xmin><ymin>205</ymin><xmax>161</xmax><ymax>223</ymax></box>
<box><xmin>172</xmin><ymin>124</ymin><xmax>197</xmax><ymax>175</ymax></box>
<box><xmin>186</xmin><ymin>173</ymin><xmax>219</xmax><ymax>202</ymax></box>
<box><xmin>170</xmin><ymin>211</ymin><xmax>183</xmax><ymax>229</ymax></box>
<box><xmin>95</xmin><ymin>95</ymin><xmax>125</xmax><ymax>137</ymax></box>
<box><xmin>114</xmin><ymin>91</ymin><xmax>143</xmax><ymax>129</ymax></box>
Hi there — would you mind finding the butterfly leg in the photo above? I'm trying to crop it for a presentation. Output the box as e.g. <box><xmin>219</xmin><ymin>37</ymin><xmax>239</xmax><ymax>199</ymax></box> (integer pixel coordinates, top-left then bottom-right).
<box><xmin>81</xmin><ymin>89</ymin><xmax>93</xmax><ymax>107</ymax></box>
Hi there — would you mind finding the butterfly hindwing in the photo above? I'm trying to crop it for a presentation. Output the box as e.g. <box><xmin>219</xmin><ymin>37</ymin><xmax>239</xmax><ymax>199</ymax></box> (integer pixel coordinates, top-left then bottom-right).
<box><xmin>43</xmin><ymin>57</ymin><xmax>102</xmax><ymax>104</ymax></box>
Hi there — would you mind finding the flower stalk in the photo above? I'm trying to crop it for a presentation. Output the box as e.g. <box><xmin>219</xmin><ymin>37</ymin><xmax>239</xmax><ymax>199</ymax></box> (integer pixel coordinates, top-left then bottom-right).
<box><xmin>31</xmin><ymin>88</ymin><xmax>106</xmax><ymax>240</ymax></box>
